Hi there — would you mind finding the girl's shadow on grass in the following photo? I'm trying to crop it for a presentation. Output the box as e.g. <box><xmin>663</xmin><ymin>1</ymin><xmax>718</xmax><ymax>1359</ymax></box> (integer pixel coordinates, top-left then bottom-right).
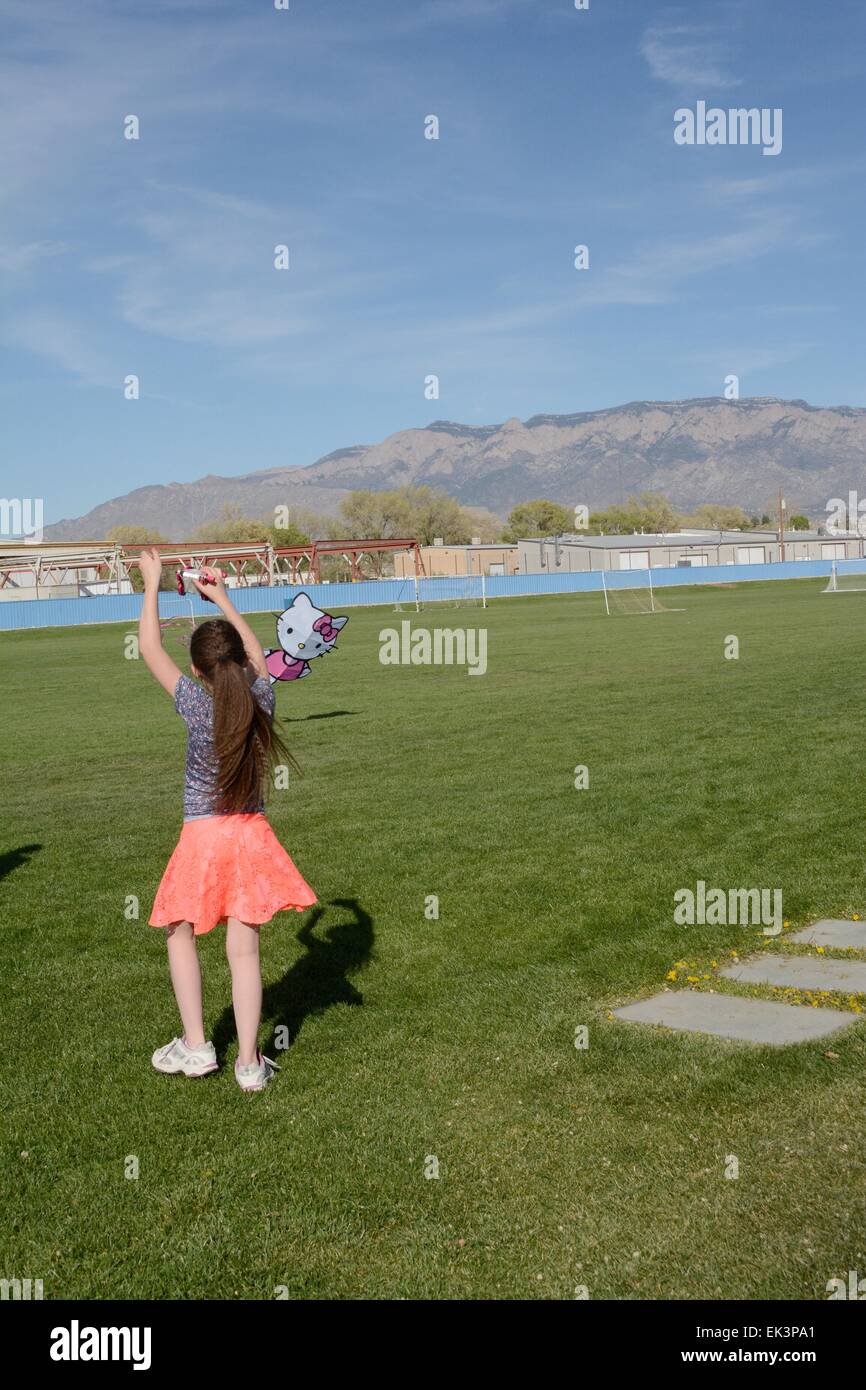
<box><xmin>0</xmin><ymin>844</ymin><xmax>41</xmax><ymax>884</ymax></box>
<box><xmin>212</xmin><ymin>898</ymin><xmax>374</xmax><ymax>1064</ymax></box>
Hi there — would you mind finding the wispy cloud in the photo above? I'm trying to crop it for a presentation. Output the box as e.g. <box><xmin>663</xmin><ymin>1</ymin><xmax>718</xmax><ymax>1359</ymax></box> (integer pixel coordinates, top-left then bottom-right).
<box><xmin>0</xmin><ymin>240</ymin><xmax>68</xmax><ymax>272</ymax></box>
<box><xmin>699</xmin><ymin>160</ymin><xmax>866</xmax><ymax>203</ymax></box>
<box><xmin>2</xmin><ymin>309</ymin><xmax>115</xmax><ymax>386</ymax></box>
<box><xmin>642</xmin><ymin>24</ymin><xmax>741</xmax><ymax>87</ymax></box>
<box><xmin>682</xmin><ymin>343</ymin><xmax>814</xmax><ymax>375</ymax></box>
<box><xmin>449</xmin><ymin>207</ymin><xmax>817</xmax><ymax>337</ymax></box>
<box><xmin>232</xmin><ymin>203</ymin><xmax>819</xmax><ymax>393</ymax></box>
<box><xmin>111</xmin><ymin>182</ymin><xmax>413</xmax><ymax>347</ymax></box>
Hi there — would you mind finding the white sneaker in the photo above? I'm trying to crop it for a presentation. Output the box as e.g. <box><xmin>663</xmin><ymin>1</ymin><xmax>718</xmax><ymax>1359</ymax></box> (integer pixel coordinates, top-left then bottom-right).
<box><xmin>234</xmin><ymin>1051</ymin><xmax>280</xmax><ymax>1092</ymax></box>
<box><xmin>152</xmin><ymin>1036</ymin><xmax>218</xmax><ymax>1078</ymax></box>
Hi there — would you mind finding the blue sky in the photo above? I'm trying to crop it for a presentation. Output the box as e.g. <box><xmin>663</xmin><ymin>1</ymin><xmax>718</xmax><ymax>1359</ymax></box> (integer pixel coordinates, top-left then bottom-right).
<box><xmin>2</xmin><ymin>0</ymin><xmax>864</xmax><ymax>525</ymax></box>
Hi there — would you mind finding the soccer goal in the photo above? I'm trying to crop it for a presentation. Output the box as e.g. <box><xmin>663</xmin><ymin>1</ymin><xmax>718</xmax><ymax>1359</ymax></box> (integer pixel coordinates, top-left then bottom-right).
<box><xmin>601</xmin><ymin>567</ymin><xmax>682</xmax><ymax>615</ymax></box>
<box><xmin>416</xmin><ymin>574</ymin><xmax>487</xmax><ymax>610</ymax></box>
<box><xmin>391</xmin><ymin>576</ymin><xmax>421</xmax><ymax>612</ymax></box>
<box><xmin>823</xmin><ymin>560</ymin><xmax>866</xmax><ymax>593</ymax></box>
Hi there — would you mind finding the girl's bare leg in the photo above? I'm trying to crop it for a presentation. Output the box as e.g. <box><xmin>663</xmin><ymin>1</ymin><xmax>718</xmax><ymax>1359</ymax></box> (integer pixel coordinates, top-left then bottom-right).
<box><xmin>225</xmin><ymin>917</ymin><xmax>262</xmax><ymax>1067</ymax></box>
<box><xmin>165</xmin><ymin>921</ymin><xmax>206</xmax><ymax>1049</ymax></box>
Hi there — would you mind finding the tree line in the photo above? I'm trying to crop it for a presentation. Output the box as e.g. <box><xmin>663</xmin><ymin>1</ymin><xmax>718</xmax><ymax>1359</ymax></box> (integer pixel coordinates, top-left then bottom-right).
<box><xmin>108</xmin><ymin>486</ymin><xmax>812</xmax><ymax>586</ymax></box>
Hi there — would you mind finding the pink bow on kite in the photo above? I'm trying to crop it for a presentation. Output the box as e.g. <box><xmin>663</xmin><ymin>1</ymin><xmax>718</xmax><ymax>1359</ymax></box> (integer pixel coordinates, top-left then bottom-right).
<box><xmin>313</xmin><ymin>613</ymin><xmax>338</xmax><ymax>642</ymax></box>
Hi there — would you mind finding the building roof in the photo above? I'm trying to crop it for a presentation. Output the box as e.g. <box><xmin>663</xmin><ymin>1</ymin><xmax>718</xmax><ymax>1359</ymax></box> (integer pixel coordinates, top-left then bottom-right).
<box><xmin>518</xmin><ymin>529</ymin><xmax>830</xmax><ymax>549</ymax></box>
<box><xmin>519</xmin><ymin>532</ymin><xmax>762</xmax><ymax>549</ymax></box>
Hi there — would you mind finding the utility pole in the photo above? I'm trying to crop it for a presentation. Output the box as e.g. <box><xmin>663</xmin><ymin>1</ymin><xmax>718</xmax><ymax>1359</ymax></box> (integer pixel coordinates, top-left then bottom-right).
<box><xmin>778</xmin><ymin>489</ymin><xmax>786</xmax><ymax>562</ymax></box>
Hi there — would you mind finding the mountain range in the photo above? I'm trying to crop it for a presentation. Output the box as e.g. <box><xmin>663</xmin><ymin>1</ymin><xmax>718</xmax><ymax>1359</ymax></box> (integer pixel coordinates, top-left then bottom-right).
<box><xmin>45</xmin><ymin>396</ymin><xmax>866</xmax><ymax>540</ymax></box>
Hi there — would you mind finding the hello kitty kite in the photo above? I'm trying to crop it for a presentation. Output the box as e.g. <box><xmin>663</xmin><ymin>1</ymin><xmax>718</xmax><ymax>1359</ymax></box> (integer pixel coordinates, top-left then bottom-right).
<box><xmin>264</xmin><ymin>592</ymin><xmax>349</xmax><ymax>683</ymax></box>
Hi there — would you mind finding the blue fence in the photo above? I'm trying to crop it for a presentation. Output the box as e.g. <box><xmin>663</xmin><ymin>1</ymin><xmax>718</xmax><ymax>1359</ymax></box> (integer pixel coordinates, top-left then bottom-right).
<box><xmin>2</xmin><ymin>558</ymin><xmax>865</xmax><ymax>632</ymax></box>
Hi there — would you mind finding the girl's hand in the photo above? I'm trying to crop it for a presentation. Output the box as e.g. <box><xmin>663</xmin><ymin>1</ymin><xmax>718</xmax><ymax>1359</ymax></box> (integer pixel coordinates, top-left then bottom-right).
<box><xmin>196</xmin><ymin>567</ymin><xmax>267</xmax><ymax>678</ymax></box>
<box><xmin>191</xmin><ymin>567</ymin><xmax>228</xmax><ymax>602</ymax></box>
<box><xmin>138</xmin><ymin>546</ymin><xmax>163</xmax><ymax>590</ymax></box>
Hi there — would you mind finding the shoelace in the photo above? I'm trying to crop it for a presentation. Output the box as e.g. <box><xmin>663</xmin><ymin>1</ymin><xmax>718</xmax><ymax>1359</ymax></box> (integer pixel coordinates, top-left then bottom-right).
<box><xmin>236</xmin><ymin>1053</ymin><xmax>281</xmax><ymax>1074</ymax></box>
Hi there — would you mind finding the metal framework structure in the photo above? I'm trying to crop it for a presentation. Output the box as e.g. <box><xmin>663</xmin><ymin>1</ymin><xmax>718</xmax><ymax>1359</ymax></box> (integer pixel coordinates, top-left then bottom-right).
<box><xmin>0</xmin><ymin>545</ymin><xmax>130</xmax><ymax>591</ymax></box>
<box><xmin>298</xmin><ymin>537</ymin><xmax>426</xmax><ymax>582</ymax></box>
<box><xmin>0</xmin><ymin>537</ymin><xmax>426</xmax><ymax>593</ymax></box>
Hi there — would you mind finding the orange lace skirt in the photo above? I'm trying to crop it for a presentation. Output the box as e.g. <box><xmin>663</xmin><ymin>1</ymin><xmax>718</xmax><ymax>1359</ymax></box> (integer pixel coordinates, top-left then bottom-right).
<box><xmin>149</xmin><ymin>813</ymin><xmax>317</xmax><ymax>936</ymax></box>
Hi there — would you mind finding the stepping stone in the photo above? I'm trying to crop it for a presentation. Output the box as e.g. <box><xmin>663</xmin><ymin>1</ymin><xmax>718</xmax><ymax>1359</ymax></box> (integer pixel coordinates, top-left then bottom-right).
<box><xmin>787</xmin><ymin>919</ymin><xmax>866</xmax><ymax>951</ymax></box>
<box><xmin>614</xmin><ymin>990</ymin><xmax>853</xmax><ymax>1045</ymax></box>
<box><xmin>720</xmin><ymin>953</ymin><xmax>866</xmax><ymax>993</ymax></box>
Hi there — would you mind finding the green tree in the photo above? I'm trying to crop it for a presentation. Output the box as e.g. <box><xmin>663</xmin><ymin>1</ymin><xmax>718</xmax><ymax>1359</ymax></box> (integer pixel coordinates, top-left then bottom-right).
<box><xmin>283</xmin><ymin>487</ymin><xmax>501</xmax><ymax>553</ymax></box>
<box><xmin>191</xmin><ymin>505</ymin><xmax>269</xmax><ymax>544</ymax></box>
<box><xmin>588</xmin><ymin>504</ymin><xmax>639</xmax><ymax>535</ymax></box>
<box><xmin>336</xmin><ymin>490</ymin><xmax>412</xmax><ymax>573</ymax></box>
<box><xmin>587</xmin><ymin>493</ymin><xmax>681</xmax><ymax>536</ymax></box>
<box><xmin>633</xmin><ymin>491</ymin><xmax>681</xmax><ymax>534</ymax></box>
<box><xmin>404</xmin><ymin>486</ymin><xmax>472</xmax><ymax>546</ymax></box>
<box><xmin>462</xmin><ymin>506</ymin><xmax>505</xmax><ymax>542</ymax></box>
<box><xmin>502</xmin><ymin>499</ymin><xmax>574</xmax><ymax>541</ymax></box>
<box><xmin>105</xmin><ymin>526</ymin><xmax>172</xmax><ymax>591</ymax></box>
<box><xmin>265</xmin><ymin>520</ymin><xmax>314</xmax><ymax>548</ymax></box>
<box><xmin>788</xmin><ymin>514</ymin><xmax>811</xmax><ymax>531</ymax></box>
<box><xmin>266</xmin><ymin>505</ymin><xmax>332</xmax><ymax>547</ymax></box>
<box><xmin>338</xmin><ymin>489</ymin><xmax>414</xmax><ymax>543</ymax></box>
<box><xmin>332</xmin><ymin>490</ymin><xmax>408</xmax><ymax>576</ymax></box>
<box><xmin>682</xmin><ymin>504</ymin><xmax>753</xmax><ymax>531</ymax></box>
<box><xmin>105</xmin><ymin>525</ymin><xmax>167</xmax><ymax>545</ymax></box>
<box><xmin>336</xmin><ymin>486</ymin><xmax>485</xmax><ymax>572</ymax></box>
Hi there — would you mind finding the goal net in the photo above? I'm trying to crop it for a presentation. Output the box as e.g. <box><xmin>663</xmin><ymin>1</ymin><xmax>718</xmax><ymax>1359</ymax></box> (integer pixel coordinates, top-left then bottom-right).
<box><xmin>390</xmin><ymin>576</ymin><xmax>420</xmax><ymax>611</ymax></box>
<box><xmin>417</xmin><ymin>575</ymin><xmax>487</xmax><ymax>610</ymax></box>
<box><xmin>601</xmin><ymin>568</ymin><xmax>679</xmax><ymax>615</ymax></box>
<box><xmin>823</xmin><ymin>560</ymin><xmax>866</xmax><ymax>592</ymax></box>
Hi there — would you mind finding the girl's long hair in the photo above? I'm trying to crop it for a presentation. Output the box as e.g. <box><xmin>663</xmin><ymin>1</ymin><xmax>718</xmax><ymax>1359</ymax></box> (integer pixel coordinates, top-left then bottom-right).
<box><xmin>189</xmin><ymin>619</ymin><xmax>300</xmax><ymax>813</ymax></box>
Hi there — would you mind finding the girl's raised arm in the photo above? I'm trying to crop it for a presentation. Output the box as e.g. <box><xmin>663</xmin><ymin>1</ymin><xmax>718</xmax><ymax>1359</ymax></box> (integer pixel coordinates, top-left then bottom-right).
<box><xmin>190</xmin><ymin>569</ymin><xmax>269</xmax><ymax>682</ymax></box>
<box><xmin>138</xmin><ymin>547</ymin><xmax>183</xmax><ymax>696</ymax></box>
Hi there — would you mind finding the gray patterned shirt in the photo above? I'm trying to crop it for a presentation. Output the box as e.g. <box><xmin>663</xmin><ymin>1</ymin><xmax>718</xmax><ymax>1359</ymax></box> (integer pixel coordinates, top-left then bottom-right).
<box><xmin>175</xmin><ymin>672</ymin><xmax>275</xmax><ymax>820</ymax></box>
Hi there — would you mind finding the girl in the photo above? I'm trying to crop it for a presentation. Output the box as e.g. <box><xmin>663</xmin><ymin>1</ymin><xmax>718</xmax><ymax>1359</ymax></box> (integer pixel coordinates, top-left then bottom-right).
<box><xmin>137</xmin><ymin>547</ymin><xmax>317</xmax><ymax>1092</ymax></box>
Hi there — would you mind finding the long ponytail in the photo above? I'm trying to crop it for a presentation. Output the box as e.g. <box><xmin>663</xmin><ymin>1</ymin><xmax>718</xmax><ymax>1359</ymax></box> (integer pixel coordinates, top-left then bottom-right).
<box><xmin>190</xmin><ymin>619</ymin><xmax>299</xmax><ymax>813</ymax></box>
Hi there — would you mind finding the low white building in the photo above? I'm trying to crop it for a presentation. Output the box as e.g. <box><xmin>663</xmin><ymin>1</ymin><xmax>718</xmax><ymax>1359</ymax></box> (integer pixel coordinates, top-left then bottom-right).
<box><xmin>518</xmin><ymin>529</ymin><xmax>866</xmax><ymax>574</ymax></box>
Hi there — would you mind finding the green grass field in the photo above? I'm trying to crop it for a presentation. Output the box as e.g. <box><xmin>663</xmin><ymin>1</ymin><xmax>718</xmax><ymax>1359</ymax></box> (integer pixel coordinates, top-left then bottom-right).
<box><xmin>2</xmin><ymin>578</ymin><xmax>865</xmax><ymax>1300</ymax></box>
